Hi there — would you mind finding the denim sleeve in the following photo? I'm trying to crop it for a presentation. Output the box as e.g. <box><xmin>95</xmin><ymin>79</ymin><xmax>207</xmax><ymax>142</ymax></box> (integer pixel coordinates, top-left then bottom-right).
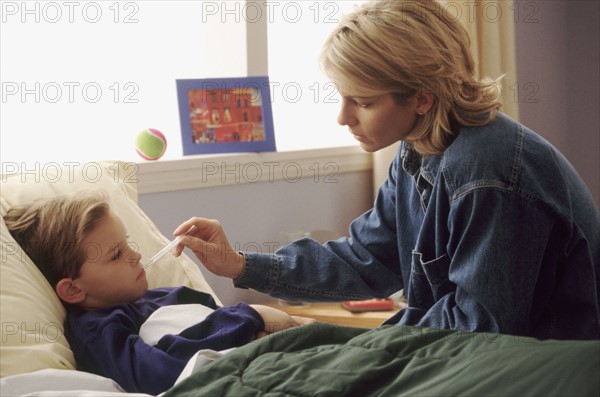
<box><xmin>234</xmin><ymin>157</ymin><xmax>404</xmax><ymax>302</ymax></box>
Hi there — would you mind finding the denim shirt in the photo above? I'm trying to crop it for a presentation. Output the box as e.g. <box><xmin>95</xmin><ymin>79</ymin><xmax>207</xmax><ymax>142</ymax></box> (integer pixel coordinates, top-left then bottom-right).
<box><xmin>236</xmin><ymin>113</ymin><xmax>600</xmax><ymax>340</ymax></box>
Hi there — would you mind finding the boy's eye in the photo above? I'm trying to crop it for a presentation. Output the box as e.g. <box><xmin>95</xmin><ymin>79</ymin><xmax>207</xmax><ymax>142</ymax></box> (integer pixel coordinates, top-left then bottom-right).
<box><xmin>111</xmin><ymin>236</ymin><xmax>130</xmax><ymax>261</ymax></box>
<box><xmin>111</xmin><ymin>249</ymin><xmax>123</xmax><ymax>261</ymax></box>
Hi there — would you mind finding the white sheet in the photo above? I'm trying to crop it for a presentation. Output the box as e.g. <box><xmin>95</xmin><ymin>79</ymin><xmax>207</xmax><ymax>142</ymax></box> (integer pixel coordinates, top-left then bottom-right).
<box><xmin>0</xmin><ymin>369</ymin><xmax>144</xmax><ymax>396</ymax></box>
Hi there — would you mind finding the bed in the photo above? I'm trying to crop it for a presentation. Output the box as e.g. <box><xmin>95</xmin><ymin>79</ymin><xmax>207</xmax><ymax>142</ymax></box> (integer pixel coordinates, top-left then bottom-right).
<box><xmin>1</xmin><ymin>162</ymin><xmax>598</xmax><ymax>397</ymax></box>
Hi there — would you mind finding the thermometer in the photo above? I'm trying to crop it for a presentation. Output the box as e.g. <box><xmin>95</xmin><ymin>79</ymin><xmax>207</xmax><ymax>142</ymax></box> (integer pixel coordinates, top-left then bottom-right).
<box><xmin>144</xmin><ymin>225</ymin><xmax>197</xmax><ymax>269</ymax></box>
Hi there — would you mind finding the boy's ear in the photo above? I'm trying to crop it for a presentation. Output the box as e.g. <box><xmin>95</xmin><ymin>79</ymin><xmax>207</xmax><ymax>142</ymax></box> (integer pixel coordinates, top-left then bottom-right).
<box><xmin>55</xmin><ymin>278</ymin><xmax>85</xmax><ymax>305</ymax></box>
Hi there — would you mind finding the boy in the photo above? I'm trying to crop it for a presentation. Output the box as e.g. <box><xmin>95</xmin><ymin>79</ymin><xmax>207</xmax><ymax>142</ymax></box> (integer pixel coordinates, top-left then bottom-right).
<box><xmin>4</xmin><ymin>193</ymin><xmax>312</xmax><ymax>395</ymax></box>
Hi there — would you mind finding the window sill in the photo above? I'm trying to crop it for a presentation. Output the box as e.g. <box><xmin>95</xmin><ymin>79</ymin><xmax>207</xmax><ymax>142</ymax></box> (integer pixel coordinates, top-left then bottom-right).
<box><xmin>135</xmin><ymin>146</ymin><xmax>372</xmax><ymax>194</ymax></box>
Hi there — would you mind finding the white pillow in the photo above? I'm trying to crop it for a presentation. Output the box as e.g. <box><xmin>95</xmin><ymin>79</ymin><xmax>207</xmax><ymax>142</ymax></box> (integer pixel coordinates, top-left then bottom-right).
<box><xmin>0</xmin><ymin>161</ymin><xmax>220</xmax><ymax>378</ymax></box>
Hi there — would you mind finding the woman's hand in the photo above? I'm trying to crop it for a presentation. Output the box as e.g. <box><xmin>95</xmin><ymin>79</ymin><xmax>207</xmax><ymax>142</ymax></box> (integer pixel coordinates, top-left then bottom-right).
<box><xmin>173</xmin><ymin>217</ymin><xmax>245</xmax><ymax>279</ymax></box>
<box><xmin>250</xmin><ymin>304</ymin><xmax>316</xmax><ymax>339</ymax></box>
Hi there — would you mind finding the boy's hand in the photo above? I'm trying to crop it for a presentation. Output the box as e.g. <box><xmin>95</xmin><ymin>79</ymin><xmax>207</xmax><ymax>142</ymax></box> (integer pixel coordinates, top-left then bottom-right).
<box><xmin>250</xmin><ymin>304</ymin><xmax>316</xmax><ymax>339</ymax></box>
<box><xmin>173</xmin><ymin>217</ymin><xmax>245</xmax><ymax>279</ymax></box>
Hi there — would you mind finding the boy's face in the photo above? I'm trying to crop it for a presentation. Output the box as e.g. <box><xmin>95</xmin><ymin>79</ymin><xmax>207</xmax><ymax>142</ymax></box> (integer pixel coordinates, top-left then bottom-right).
<box><xmin>73</xmin><ymin>211</ymin><xmax>147</xmax><ymax>309</ymax></box>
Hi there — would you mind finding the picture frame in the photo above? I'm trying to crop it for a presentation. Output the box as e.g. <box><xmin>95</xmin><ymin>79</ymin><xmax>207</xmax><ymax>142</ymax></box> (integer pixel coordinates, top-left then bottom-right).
<box><xmin>176</xmin><ymin>76</ymin><xmax>276</xmax><ymax>155</ymax></box>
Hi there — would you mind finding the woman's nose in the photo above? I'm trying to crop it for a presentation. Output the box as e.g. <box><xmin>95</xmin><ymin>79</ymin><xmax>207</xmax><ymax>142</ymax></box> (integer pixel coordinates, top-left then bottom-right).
<box><xmin>337</xmin><ymin>101</ymin><xmax>357</xmax><ymax>127</ymax></box>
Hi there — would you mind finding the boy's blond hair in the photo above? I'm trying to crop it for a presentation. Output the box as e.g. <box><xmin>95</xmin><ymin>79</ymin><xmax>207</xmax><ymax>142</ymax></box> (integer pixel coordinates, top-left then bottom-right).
<box><xmin>320</xmin><ymin>0</ymin><xmax>502</xmax><ymax>155</ymax></box>
<box><xmin>4</xmin><ymin>192</ymin><xmax>109</xmax><ymax>288</ymax></box>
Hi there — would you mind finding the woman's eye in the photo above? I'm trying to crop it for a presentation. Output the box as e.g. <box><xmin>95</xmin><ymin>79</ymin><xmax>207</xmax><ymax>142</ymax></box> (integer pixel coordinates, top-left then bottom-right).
<box><xmin>353</xmin><ymin>100</ymin><xmax>370</xmax><ymax>108</ymax></box>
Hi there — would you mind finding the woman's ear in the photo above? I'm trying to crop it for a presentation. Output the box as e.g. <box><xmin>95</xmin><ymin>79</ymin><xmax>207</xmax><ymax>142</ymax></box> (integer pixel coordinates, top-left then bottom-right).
<box><xmin>55</xmin><ymin>278</ymin><xmax>85</xmax><ymax>305</ymax></box>
<box><xmin>414</xmin><ymin>90</ymin><xmax>434</xmax><ymax>115</ymax></box>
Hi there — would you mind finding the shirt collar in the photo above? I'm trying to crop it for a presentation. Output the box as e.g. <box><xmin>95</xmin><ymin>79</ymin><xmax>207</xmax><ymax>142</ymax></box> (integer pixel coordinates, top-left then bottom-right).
<box><xmin>400</xmin><ymin>142</ymin><xmax>422</xmax><ymax>177</ymax></box>
<box><xmin>400</xmin><ymin>142</ymin><xmax>442</xmax><ymax>187</ymax></box>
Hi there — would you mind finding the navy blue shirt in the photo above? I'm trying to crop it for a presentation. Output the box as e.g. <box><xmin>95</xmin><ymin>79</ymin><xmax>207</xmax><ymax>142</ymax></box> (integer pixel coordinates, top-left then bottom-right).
<box><xmin>65</xmin><ymin>287</ymin><xmax>263</xmax><ymax>395</ymax></box>
<box><xmin>236</xmin><ymin>113</ymin><xmax>600</xmax><ymax>340</ymax></box>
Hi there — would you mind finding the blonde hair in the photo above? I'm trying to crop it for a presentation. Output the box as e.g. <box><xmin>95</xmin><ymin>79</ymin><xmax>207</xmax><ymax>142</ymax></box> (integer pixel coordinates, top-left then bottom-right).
<box><xmin>4</xmin><ymin>192</ymin><xmax>109</xmax><ymax>288</ymax></box>
<box><xmin>320</xmin><ymin>0</ymin><xmax>502</xmax><ymax>155</ymax></box>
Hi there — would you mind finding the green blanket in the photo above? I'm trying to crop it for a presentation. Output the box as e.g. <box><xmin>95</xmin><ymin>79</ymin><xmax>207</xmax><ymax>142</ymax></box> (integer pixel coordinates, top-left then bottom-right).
<box><xmin>164</xmin><ymin>323</ymin><xmax>599</xmax><ymax>397</ymax></box>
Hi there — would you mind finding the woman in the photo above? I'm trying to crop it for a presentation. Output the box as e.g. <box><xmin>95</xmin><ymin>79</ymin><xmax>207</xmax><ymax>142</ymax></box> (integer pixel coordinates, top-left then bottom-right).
<box><xmin>175</xmin><ymin>0</ymin><xmax>599</xmax><ymax>340</ymax></box>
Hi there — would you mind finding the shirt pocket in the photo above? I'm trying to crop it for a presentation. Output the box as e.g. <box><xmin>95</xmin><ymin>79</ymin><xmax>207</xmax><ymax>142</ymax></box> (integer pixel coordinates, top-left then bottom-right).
<box><xmin>411</xmin><ymin>251</ymin><xmax>453</xmax><ymax>306</ymax></box>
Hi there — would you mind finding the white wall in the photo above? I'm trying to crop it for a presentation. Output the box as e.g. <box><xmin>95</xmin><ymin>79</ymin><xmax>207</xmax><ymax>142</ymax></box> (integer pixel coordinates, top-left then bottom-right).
<box><xmin>138</xmin><ymin>169</ymin><xmax>373</xmax><ymax>305</ymax></box>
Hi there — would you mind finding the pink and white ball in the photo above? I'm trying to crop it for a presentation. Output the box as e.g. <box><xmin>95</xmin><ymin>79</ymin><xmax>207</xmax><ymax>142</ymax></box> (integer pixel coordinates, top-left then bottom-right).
<box><xmin>135</xmin><ymin>128</ymin><xmax>167</xmax><ymax>160</ymax></box>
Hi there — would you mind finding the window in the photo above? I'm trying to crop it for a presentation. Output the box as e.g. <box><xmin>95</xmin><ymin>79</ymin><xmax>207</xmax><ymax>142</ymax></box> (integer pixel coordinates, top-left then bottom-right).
<box><xmin>267</xmin><ymin>1</ymin><xmax>364</xmax><ymax>150</ymax></box>
<box><xmin>1</xmin><ymin>1</ymin><xmax>364</xmax><ymax>167</ymax></box>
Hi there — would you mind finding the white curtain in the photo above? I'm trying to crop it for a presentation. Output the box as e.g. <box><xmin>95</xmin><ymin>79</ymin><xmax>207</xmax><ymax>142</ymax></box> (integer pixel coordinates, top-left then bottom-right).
<box><xmin>372</xmin><ymin>0</ymin><xmax>519</xmax><ymax>195</ymax></box>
